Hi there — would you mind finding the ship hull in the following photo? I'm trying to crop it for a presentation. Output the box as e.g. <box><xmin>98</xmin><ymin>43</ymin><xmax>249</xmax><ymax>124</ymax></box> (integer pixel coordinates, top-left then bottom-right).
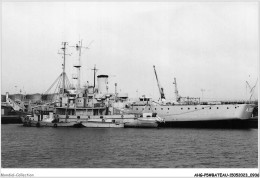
<box><xmin>23</xmin><ymin>119</ymin><xmax>80</xmax><ymax>127</ymax></box>
<box><xmin>124</xmin><ymin>120</ymin><xmax>158</xmax><ymax>128</ymax></box>
<box><xmin>21</xmin><ymin>114</ymin><xmax>81</xmax><ymax>127</ymax></box>
<box><xmin>82</xmin><ymin>121</ymin><xmax>124</xmax><ymax>128</ymax></box>
<box><xmin>131</xmin><ymin>104</ymin><xmax>255</xmax><ymax>122</ymax></box>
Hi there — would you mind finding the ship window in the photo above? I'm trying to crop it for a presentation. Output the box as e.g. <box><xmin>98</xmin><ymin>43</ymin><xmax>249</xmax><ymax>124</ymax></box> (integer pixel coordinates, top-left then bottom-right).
<box><xmin>136</xmin><ymin>108</ymin><xmax>138</xmax><ymax>110</ymax></box>
<box><xmin>149</xmin><ymin>108</ymin><xmax>150</xmax><ymax>110</ymax></box>
<box><xmin>181</xmin><ymin>108</ymin><xmax>183</xmax><ymax>110</ymax></box>
<box><xmin>209</xmin><ymin>107</ymin><xmax>211</xmax><ymax>109</ymax></box>
<box><xmin>142</xmin><ymin>108</ymin><xmax>144</xmax><ymax>110</ymax></box>
<box><xmin>235</xmin><ymin>107</ymin><xmax>236</xmax><ymax>109</ymax></box>
<box><xmin>161</xmin><ymin>108</ymin><xmax>163</xmax><ymax>110</ymax></box>
<box><xmin>188</xmin><ymin>108</ymin><xmax>190</xmax><ymax>110</ymax></box>
<box><xmin>155</xmin><ymin>108</ymin><xmax>157</xmax><ymax>110</ymax></box>
<box><xmin>227</xmin><ymin>107</ymin><xmax>229</xmax><ymax>109</ymax></box>
<box><xmin>168</xmin><ymin>108</ymin><xmax>169</xmax><ymax>110</ymax></box>
<box><xmin>217</xmin><ymin>107</ymin><xmax>219</xmax><ymax>109</ymax></box>
<box><xmin>202</xmin><ymin>107</ymin><xmax>204</xmax><ymax>109</ymax></box>
<box><xmin>195</xmin><ymin>108</ymin><xmax>197</xmax><ymax>109</ymax></box>
<box><xmin>112</xmin><ymin>120</ymin><xmax>115</xmax><ymax>123</ymax></box>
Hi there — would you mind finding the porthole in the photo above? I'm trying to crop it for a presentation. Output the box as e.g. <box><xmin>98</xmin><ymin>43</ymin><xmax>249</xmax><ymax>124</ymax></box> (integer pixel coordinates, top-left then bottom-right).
<box><xmin>181</xmin><ymin>108</ymin><xmax>183</xmax><ymax>110</ymax></box>
<box><xmin>227</xmin><ymin>107</ymin><xmax>229</xmax><ymax>109</ymax></box>
<box><xmin>188</xmin><ymin>108</ymin><xmax>190</xmax><ymax>110</ymax></box>
<box><xmin>155</xmin><ymin>108</ymin><xmax>157</xmax><ymax>110</ymax></box>
<box><xmin>195</xmin><ymin>108</ymin><xmax>197</xmax><ymax>109</ymax></box>
<box><xmin>136</xmin><ymin>108</ymin><xmax>138</xmax><ymax>110</ymax></box>
<box><xmin>168</xmin><ymin>108</ymin><xmax>169</xmax><ymax>110</ymax></box>
<box><xmin>161</xmin><ymin>108</ymin><xmax>163</xmax><ymax>110</ymax></box>
<box><xmin>217</xmin><ymin>107</ymin><xmax>219</xmax><ymax>109</ymax></box>
<box><xmin>202</xmin><ymin>107</ymin><xmax>204</xmax><ymax>109</ymax></box>
<box><xmin>209</xmin><ymin>107</ymin><xmax>211</xmax><ymax>109</ymax></box>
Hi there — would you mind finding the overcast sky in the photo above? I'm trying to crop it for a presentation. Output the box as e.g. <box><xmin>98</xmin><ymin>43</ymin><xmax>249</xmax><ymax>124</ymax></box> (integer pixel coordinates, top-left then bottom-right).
<box><xmin>1</xmin><ymin>2</ymin><xmax>259</xmax><ymax>101</ymax></box>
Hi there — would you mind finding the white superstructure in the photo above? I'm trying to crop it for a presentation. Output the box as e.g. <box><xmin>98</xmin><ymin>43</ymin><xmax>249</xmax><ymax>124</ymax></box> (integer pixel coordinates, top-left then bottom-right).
<box><xmin>131</xmin><ymin>103</ymin><xmax>254</xmax><ymax>122</ymax></box>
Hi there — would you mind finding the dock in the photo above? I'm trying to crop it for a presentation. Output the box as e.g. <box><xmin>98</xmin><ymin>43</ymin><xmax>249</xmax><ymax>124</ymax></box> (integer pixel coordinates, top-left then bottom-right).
<box><xmin>1</xmin><ymin>115</ymin><xmax>23</xmax><ymax>124</ymax></box>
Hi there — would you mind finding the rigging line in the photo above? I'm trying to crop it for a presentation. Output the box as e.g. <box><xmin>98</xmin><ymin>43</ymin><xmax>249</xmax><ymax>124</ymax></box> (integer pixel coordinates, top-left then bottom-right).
<box><xmin>46</xmin><ymin>73</ymin><xmax>62</xmax><ymax>94</ymax></box>
<box><xmin>55</xmin><ymin>75</ymin><xmax>62</xmax><ymax>93</ymax></box>
<box><xmin>56</xmin><ymin>75</ymin><xmax>63</xmax><ymax>93</ymax></box>
<box><xmin>45</xmin><ymin>73</ymin><xmax>63</xmax><ymax>94</ymax></box>
<box><xmin>64</xmin><ymin>75</ymin><xmax>68</xmax><ymax>89</ymax></box>
<box><xmin>58</xmin><ymin>75</ymin><xmax>63</xmax><ymax>91</ymax></box>
<box><xmin>250</xmin><ymin>78</ymin><xmax>258</xmax><ymax>93</ymax></box>
<box><xmin>52</xmin><ymin>76</ymin><xmax>62</xmax><ymax>102</ymax></box>
<box><xmin>65</xmin><ymin>73</ymin><xmax>72</xmax><ymax>89</ymax></box>
<box><xmin>249</xmin><ymin>79</ymin><xmax>258</xmax><ymax>101</ymax></box>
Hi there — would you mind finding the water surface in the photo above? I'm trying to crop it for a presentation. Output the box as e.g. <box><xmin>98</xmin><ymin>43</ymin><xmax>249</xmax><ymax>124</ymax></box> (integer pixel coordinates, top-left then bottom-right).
<box><xmin>1</xmin><ymin>124</ymin><xmax>258</xmax><ymax>168</ymax></box>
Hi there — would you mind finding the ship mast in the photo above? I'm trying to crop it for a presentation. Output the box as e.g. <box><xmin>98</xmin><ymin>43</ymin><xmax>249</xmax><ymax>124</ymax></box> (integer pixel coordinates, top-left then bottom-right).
<box><xmin>58</xmin><ymin>42</ymin><xmax>70</xmax><ymax>95</ymax></box>
<box><xmin>70</xmin><ymin>40</ymin><xmax>90</xmax><ymax>91</ymax></box>
<box><xmin>173</xmin><ymin>77</ymin><xmax>180</xmax><ymax>102</ymax></box>
<box><xmin>91</xmin><ymin>64</ymin><xmax>98</xmax><ymax>89</ymax></box>
<box><xmin>43</xmin><ymin>42</ymin><xmax>72</xmax><ymax>100</ymax></box>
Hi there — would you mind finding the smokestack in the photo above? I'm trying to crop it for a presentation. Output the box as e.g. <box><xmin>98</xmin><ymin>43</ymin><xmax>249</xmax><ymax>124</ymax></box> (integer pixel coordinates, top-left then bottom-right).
<box><xmin>97</xmin><ymin>75</ymin><xmax>109</xmax><ymax>94</ymax></box>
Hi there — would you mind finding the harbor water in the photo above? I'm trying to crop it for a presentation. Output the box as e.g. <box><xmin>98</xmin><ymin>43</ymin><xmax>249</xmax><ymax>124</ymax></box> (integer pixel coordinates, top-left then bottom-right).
<box><xmin>1</xmin><ymin>124</ymin><xmax>258</xmax><ymax>168</ymax></box>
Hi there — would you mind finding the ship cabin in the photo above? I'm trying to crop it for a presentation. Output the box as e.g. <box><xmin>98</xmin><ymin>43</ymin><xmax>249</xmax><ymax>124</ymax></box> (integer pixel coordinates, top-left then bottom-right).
<box><xmin>55</xmin><ymin>88</ymin><xmax>112</xmax><ymax>117</ymax></box>
<box><xmin>54</xmin><ymin>74</ymin><xmax>134</xmax><ymax>119</ymax></box>
<box><xmin>131</xmin><ymin>95</ymin><xmax>152</xmax><ymax>106</ymax></box>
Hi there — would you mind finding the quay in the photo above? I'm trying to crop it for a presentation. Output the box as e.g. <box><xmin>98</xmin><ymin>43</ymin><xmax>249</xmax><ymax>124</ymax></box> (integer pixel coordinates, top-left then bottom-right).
<box><xmin>1</xmin><ymin>115</ymin><xmax>22</xmax><ymax>124</ymax></box>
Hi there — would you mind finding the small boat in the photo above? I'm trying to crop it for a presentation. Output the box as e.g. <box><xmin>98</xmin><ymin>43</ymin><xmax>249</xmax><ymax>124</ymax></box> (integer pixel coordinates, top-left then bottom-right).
<box><xmin>82</xmin><ymin>119</ymin><xmax>124</xmax><ymax>128</ymax></box>
<box><xmin>124</xmin><ymin>113</ymin><xmax>164</xmax><ymax>128</ymax></box>
<box><xmin>22</xmin><ymin>110</ymin><xmax>82</xmax><ymax>128</ymax></box>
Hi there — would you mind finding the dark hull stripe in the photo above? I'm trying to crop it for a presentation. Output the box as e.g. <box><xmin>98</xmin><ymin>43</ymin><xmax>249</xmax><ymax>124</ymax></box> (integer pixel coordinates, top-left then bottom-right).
<box><xmin>159</xmin><ymin>118</ymin><xmax>258</xmax><ymax>128</ymax></box>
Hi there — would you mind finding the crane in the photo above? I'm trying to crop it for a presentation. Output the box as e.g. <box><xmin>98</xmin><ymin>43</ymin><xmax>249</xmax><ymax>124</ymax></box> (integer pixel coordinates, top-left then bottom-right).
<box><xmin>153</xmin><ymin>65</ymin><xmax>166</xmax><ymax>100</ymax></box>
